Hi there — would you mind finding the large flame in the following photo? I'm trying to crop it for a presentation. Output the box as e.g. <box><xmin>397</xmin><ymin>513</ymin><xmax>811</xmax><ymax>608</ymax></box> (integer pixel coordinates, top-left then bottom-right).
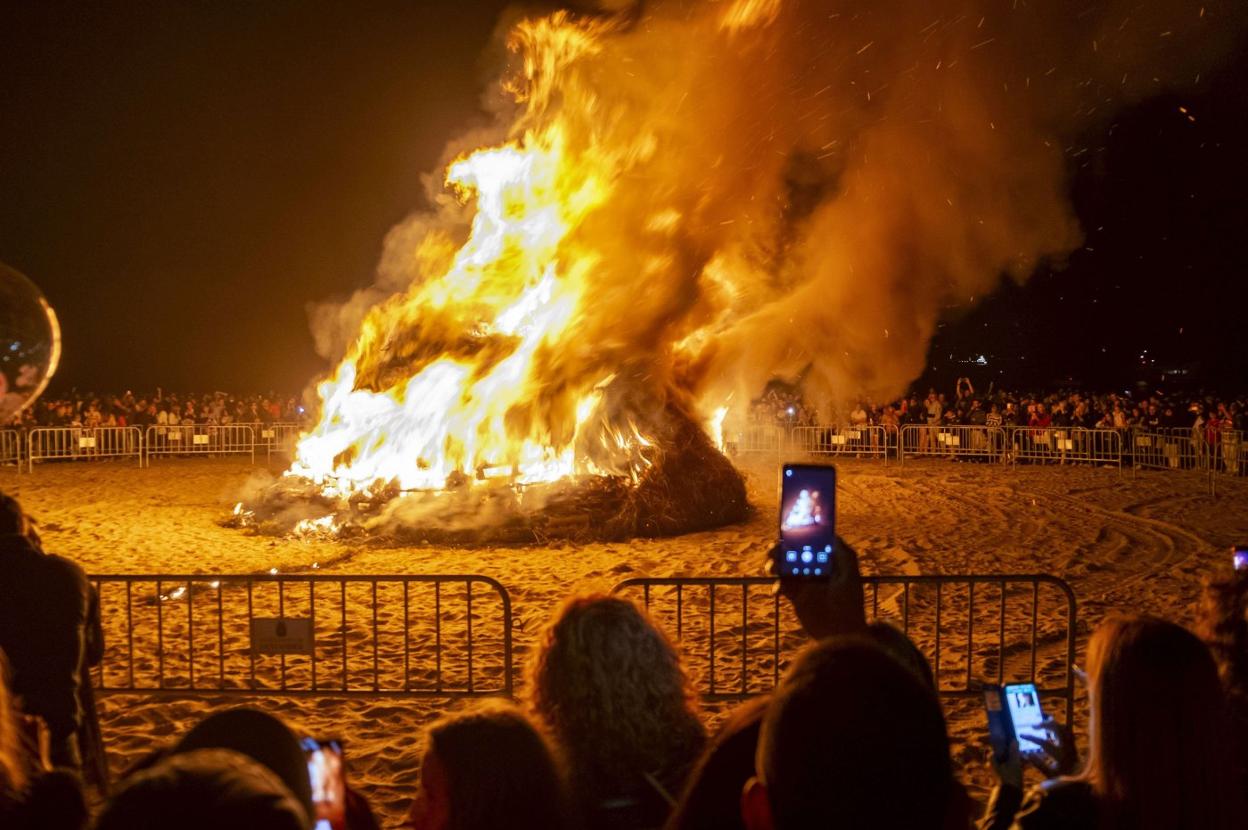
<box><xmin>288</xmin><ymin>0</ymin><xmax>1228</xmax><ymax>498</ymax></box>
<box><xmin>289</xmin><ymin>14</ymin><xmax>659</xmax><ymax>494</ymax></box>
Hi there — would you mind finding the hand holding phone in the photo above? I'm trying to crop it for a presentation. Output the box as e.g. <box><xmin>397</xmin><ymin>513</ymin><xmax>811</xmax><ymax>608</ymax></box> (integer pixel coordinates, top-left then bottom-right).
<box><xmin>775</xmin><ymin>463</ymin><xmax>837</xmax><ymax>579</ymax></box>
<box><xmin>1233</xmin><ymin>545</ymin><xmax>1248</xmax><ymax>572</ymax></box>
<box><xmin>984</xmin><ymin>684</ymin><xmax>1077</xmax><ymax>781</ymax></box>
<box><xmin>768</xmin><ymin>534</ymin><xmax>866</xmax><ymax>639</ymax></box>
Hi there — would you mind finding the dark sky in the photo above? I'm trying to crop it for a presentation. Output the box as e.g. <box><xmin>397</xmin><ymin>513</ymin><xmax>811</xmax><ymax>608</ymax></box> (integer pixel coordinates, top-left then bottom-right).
<box><xmin>0</xmin><ymin>1</ymin><xmax>513</xmax><ymax>394</ymax></box>
<box><xmin>2</xmin><ymin>1</ymin><xmax>1246</xmax><ymax>396</ymax></box>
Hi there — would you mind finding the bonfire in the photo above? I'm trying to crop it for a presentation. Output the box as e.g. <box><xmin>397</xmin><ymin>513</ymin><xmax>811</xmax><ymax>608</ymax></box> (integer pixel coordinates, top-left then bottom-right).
<box><xmin>237</xmin><ymin>11</ymin><xmax>751</xmax><ymax>543</ymax></box>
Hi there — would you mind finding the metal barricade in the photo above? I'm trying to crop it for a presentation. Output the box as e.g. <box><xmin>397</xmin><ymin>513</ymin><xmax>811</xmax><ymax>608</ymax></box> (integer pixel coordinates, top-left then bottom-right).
<box><xmin>0</xmin><ymin>429</ymin><xmax>21</xmax><ymax>466</ymax></box>
<box><xmin>899</xmin><ymin>425</ymin><xmax>1006</xmax><ymax>464</ymax></box>
<box><xmin>1215</xmin><ymin>430</ymin><xmax>1247</xmax><ymax>477</ymax></box>
<box><xmin>727</xmin><ymin>424</ymin><xmax>784</xmax><ymax>457</ymax></box>
<box><xmin>250</xmin><ymin>422</ymin><xmax>303</xmax><ymax>461</ymax></box>
<box><xmin>1130</xmin><ymin>429</ymin><xmax>1207</xmax><ymax>472</ymax></box>
<box><xmin>613</xmin><ymin>574</ymin><xmax>1078</xmax><ymax>721</ymax></box>
<box><xmin>144</xmin><ymin>424</ymin><xmax>255</xmax><ymax>465</ymax></box>
<box><xmin>789</xmin><ymin>425</ymin><xmax>887</xmax><ymax>460</ymax></box>
<box><xmin>27</xmin><ymin>426</ymin><xmax>143</xmax><ymax>472</ymax></box>
<box><xmin>87</xmin><ymin>574</ymin><xmax>513</xmax><ymax>697</ymax></box>
<box><xmin>1008</xmin><ymin>427</ymin><xmax>1122</xmax><ymax>468</ymax></box>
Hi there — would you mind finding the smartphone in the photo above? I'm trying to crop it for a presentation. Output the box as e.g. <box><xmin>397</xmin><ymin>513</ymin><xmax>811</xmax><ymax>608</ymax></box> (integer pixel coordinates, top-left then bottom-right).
<box><xmin>982</xmin><ymin>686</ymin><xmax>1012</xmax><ymax>763</ymax></box>
<box><xmin>302</xmin><ymin>738</ymin><xmax>346</xmax><ymax>830</ymax></box>
<box><xmin>1234</xmin><ymin>545</ymin><xmax>1248</xmax><ymax>572</ymax></box>
<box><xmin>777</xmin><ymin>463</ymin><xmax>836</xmax><ymax>578</ymax></box>
<box><xmin>1003</xmin><ymin>682</ymin><xmax>1048</xmax><ymax>756</ymax></box>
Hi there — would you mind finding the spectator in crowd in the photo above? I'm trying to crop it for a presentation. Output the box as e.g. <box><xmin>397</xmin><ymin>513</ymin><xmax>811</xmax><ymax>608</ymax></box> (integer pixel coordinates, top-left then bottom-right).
<box><xmin>526</xmin><ymin>594</ymin><xmax>707</xmax><ymax>829</ymax></box>
<box><xmin>405</xmin><ymin>700</ymin><xmax>573</xmax><ymax>830</ymax></box>
<box><xmin>1198</xmin><ymin>564</ymin><xmax>1248</xmax><ymax>795</ymax></box>
<box><xmin>0</xmin><ymin>650</ymin><xmax>87</xmax><ymax>830</ymax></box>
<box><xmin>741</xmin><ymin>637</ymin><xmax>964</xmax><ymax>830</ymax></box>
<box><xmin>119</xmin><ymin>706</ymin><xmax>379</xmax><ymax>830</ymax></box>
<box><xmin>0</xmin><ymin>493</ymin><xmax>101</xmax><ymax>771</ymax></box>
<box><xmin>670</xmin><ymin>535</ymin><xmax>958</xmax><ymax>830</ymax></box>
<box><xmin>95</xmin><ymin>748</ymin><xmax>307</xmax><ymax>830</ymax></box>
<box><xmin>981</xmin><ymin>615</ymin><xmax>1245</xmax><ymax>829</ymax></box>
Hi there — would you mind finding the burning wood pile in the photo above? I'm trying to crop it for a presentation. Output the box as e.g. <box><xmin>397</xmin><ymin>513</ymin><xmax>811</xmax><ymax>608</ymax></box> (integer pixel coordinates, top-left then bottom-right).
<box><xmin>234</xmin><ymin>390</ymin><xmax>746</xmax><ymax>544</ymax></box>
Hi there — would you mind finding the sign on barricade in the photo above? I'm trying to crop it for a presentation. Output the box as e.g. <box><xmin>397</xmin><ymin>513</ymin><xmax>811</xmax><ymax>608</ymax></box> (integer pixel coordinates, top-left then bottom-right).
<box><xmin>27</xmin><ymin>426</ymin><xmax>143</xmax><ymax>472</ymax></box>
<box><xmin>612</xmin><ymin>573</ymin><xmax>1078</xmax><ymax>721</ymax></box>
<box><xmin>144</xmin><ymin>424</ymin><xmax>255</xmax><ymax>465</ymax></box>
<box><xmin>899</xmin><ymin>425</ymin><xmax>1006</xmax><ymax>463</ymax></box>
<box><xmin>789</xmin><ymin>425</ymin><xmax>887</xmax><ymax>459</ymax></box>
<box><xmin>87</xmin><ymin>573</ymin><xmax>513</xmax><ymax>697</ymax></box>
<box><xmin>1007</xmin><ymin>427</ymin><xmax>1122</xmax><ymax>469</ymax></box>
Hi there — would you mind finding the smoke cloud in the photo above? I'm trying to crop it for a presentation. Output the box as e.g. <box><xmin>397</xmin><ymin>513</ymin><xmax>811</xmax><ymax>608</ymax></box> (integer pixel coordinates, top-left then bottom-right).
<box><xmin>309</xmin><ymin>0</ymin><xmax>1241</xmax><ymax>427</ymax></box>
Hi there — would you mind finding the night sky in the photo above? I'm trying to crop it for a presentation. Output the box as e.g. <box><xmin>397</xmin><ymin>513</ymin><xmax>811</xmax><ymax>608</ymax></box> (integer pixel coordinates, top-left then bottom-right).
<box><xmin>2</xmin><ymin>1</ymin><xmax>1246</xmax><ymax>397</ymax></box>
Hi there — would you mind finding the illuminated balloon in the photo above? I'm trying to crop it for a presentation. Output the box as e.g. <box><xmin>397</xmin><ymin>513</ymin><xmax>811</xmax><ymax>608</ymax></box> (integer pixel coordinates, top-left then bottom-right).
<box><xmin>0</xmin><ymin>262</ymin><xmax>61</xmax><ymax>423</ymax></box>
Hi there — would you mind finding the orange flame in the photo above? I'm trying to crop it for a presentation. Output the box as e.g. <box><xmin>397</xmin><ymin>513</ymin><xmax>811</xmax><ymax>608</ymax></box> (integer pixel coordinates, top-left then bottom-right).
<box><xmin>287</xmin><ymin>14</ymin><xmax>667</xmax><ymax>495</ymax></box>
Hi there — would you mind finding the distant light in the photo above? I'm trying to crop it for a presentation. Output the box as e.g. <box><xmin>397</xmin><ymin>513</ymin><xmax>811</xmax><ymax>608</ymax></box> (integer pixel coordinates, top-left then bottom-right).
<box><xmin>976</xmin><ymin>355</ymin><xmax>988</xmax><ymax>365</ymax></box>
<box><xmin>787</xmin><ymin>407</ymin><xmax>795</xmax><ymax>416</ymax></box>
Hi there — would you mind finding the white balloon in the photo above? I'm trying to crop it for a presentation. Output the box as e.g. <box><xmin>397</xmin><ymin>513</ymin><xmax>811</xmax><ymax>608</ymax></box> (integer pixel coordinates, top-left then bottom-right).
<box><xmin>0</xmin><ymin>262</ymin><xmax>61</xmax><ymax>423</ymax></box>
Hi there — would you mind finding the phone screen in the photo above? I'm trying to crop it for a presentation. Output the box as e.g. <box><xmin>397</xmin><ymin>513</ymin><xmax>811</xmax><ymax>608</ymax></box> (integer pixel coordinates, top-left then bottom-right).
<box><xmin>1234</xmin><ymin>546</ymin><xmax>1248</xmax><ymax>572</ymax></box>
<box><xmin>302</xmin><ymin>738</ymin><xmax>346</xmax><ymax>830</ymax></box>
<box><xmin>778</xmin><ymin>464</ymin><xmax>837</xmax><ymax>578</ymax></box>
<box><xmin>1003</xmin><ymin>683</ymin><xmax>1047</xmax><ymax>755</ymax></box>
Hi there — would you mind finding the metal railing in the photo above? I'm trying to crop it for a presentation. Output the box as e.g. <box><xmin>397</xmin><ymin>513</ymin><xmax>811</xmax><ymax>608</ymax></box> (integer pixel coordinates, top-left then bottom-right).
<box><xmin>248</xmin><ymin>422</ymin><xmax>303</xmax><ymax>461</ymax></box>
<box><xmin>27</xmin><ymin>426</ymin><xmax>144</xmax><ymax>472</ymax></box>
<box><xmin>612</xmin><ymin>574</ymin><xmax>1078</xmax><ymax>721</ymax></box>
<box><xmin>144</xmin><ymin>424</ymin><xmax>256</xmax><ymax>465</ymax></box>
<box><xmin>1130</xmin><ymin>429</ymin><xmax>1210</xmax><ymax>473</ymax></box>
<box><xmin>87</xmin><ymin>574</ymin><xmax>513</xmax><ymax>698</ymax></box>
<box><xmin>899</xmin><ymin>425</ymin><xmax>1007</xmax><ymax>463</ymax></box>
<box><xmin>0</xmin><ymin>429</ymin><xmax>21</xmax><ymax>466</ymax></box>
<box><xmin>727</xmin><ymin>424</ymin><xmax>784</xmax><ymax>457</ymax></box>
<box><xmin>789</xmin><ymin>425</ymin><xmax>888</xmax><ymax>460</ymax></box>
<box><xmin>1007</xmin><ymin>427</ymin><xmax>1122</xmax><ymax>469</ymax></box>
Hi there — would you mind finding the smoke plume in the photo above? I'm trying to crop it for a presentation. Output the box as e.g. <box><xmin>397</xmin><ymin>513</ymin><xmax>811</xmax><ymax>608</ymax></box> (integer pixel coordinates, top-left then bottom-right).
<box><xmin>300</xmin><ymin>0</ymin><xmax>1240</xmax><ymax>481</ymax></box>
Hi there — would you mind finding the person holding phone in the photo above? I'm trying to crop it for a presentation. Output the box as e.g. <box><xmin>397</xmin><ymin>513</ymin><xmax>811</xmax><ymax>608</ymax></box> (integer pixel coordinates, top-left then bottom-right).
<box><xmin>980</xmin><ymin>616</ymin><xmax>1245</xmax><ymax>830</ymax></box>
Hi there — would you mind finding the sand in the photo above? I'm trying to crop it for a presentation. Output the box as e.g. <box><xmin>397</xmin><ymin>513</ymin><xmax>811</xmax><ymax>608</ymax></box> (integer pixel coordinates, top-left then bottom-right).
<box><xmin>2</xmin><ymin>454</ymin><xmax>1245</xmax><ymax>827</ymax></box>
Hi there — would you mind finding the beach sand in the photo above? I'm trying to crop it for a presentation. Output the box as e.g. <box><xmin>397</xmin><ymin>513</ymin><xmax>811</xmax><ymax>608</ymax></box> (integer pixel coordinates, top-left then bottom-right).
<box><xmin>2</xmin><ymin>455</ymin><xmax>1244</xmax><ymax>827</ymax></box>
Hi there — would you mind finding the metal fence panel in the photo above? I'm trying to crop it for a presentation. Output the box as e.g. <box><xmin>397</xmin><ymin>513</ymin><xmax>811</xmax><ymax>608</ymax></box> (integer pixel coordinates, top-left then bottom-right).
<box><xmin>899</xmin><ymin>425</ymin><xmax>1007</xmax><ymax>463</ymax></box>
<box><xmin>727</xmin><ymin>424</ymin><xmax>784</xmax><ymax>457</ymax></box>
<box><xmin>789</xmin><ymin>425</ymin><xmax>887</xmax><ymax>459</ymax></box>
<box><xmin>1130</xmin><ymin>429</ymin><xmax>1208</xmax><ymax>472</ymax></box>
<box><xmin>27</xmin><ymin>426</ymin><xmax>143</xmax><ymax>472</ymax></box>
<box><xmin>1215</xmin><ymin>430</ymin><xmax>1247</xmax><ymax>477</ymax></box>
<box><xmin>1008</xmin><ymin>427</ymin><xmax>1122</xmax><ymax>468</ymax></box>
<box><xmin>0</xmin><ymin>429</ymin><xmax>20</xmax><ymax>466</ymax></box>
<box><xmin>612</xmin><ymin>573</ymin><xmax>1078</xmax><ymax>721</ymax></box>
<box><xmin>144</xmin><ymin>424</ymin><xmax>255</xmax><ymax>464</ymax></box>
<box><xmin>87</xmin><ymin>574</ymin><xmax>513</xmax><ymax>698</ymax></box>
<box><xmin>246</xmin><ymin>422</ymin><xmax>303</xmax><ymax>461</ymax></box>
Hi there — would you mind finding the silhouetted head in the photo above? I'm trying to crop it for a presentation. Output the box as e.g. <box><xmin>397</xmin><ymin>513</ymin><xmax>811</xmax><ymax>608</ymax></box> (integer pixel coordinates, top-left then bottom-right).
<box><xmin>95</xmin><ymin>748</ymin><xmax>307</xmax><ymax>830</ymax></box>
<box><xmin>175</xmin><ymin>707</ymin><xmax>313</xmax><ymax>825</ymax></box>
<box><xmin>407</xmin><ymin>701</ymin><xmax>572</xmax><ymax>830</ymax></box>
<box><xmin>1081</xmin><ymin>615</ymin><xmax>1245</xmax><ymax>829</ymax></box>
<box><xmin>743</xmin><ymin>637</ymin><xmax>954</xmax><ymax>830</ymax></box>
<box><xmin>666</xmin><ymin>696</ymin><xmax>769</xmax><ymax>830</ymax></box>
<box><xmin>526</xmin><ymin>594</ymin><xmax>705</xmax><ymax>810</ymax></box>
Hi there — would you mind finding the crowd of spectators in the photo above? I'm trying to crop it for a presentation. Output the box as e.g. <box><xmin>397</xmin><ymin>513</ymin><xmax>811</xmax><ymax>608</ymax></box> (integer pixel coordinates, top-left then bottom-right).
<box><xmin>750</xmin><ymin>379</ymin><xmax>1248</xmax><ymax>439</ymax></box>
<box><xmin>1</xmin><ymin>488</ymin><xmax>1246</xmax><ymax>829</ymax></box>
<box><xmin>5</xmin><ymin>390</ymin><xmax>305</xmax><ymax>430</ymax></box>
